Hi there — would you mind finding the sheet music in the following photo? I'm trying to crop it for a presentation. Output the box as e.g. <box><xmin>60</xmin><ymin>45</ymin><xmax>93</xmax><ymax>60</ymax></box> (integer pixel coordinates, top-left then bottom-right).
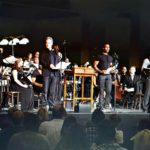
<box><xmin>55</xmin><ymin>61</ymin><xmax>70</xmax><ymax>70</ymax></box>
<box><xmin>105</xmin><ymin>66</ymin><xmax>115</xmax><ymax>74</ymax></box>
<box><xmin>3</xmin><ymin>55</ymin><xmax>16</xmax><ymax>64</ymax></box>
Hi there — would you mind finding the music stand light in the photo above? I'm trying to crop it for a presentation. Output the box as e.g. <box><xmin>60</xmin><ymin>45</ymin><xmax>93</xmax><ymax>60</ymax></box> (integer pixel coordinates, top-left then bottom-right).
<box><xmin>0</xmin><ymin>39</ymin><xmax>9</xmax><ymax>45</ymax></box>
<box><xmin>0</xmin><ymin>36</ymin><xmax>29</xmax><ymax>56</ymax></box>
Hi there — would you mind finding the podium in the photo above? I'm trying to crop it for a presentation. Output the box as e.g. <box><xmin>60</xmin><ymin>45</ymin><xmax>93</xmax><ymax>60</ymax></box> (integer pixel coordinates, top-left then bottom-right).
<box><xmin>63</xmin><ymin>67</ymin><xmax>95</xmax><ymax>111</ymax></box>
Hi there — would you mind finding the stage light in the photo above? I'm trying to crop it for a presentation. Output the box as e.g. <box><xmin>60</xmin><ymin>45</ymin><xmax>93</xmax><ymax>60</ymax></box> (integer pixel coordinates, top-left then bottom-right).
<box><xmin>0</xmin><ymin>36</ymin><xmax>29</xmax><ymax>56</ymax></box>
<box><xmin>19</xmin><ymin>38</ymin><xmax>29</xmax><ymax>45</ymax></box>
<box><xmin>0</xmin><ymin>39</ymin><xmax>9</xmax><ymax>45</ymax></box>
<box><xmin>9</xmin><ymin>40</ymin><xmax>17</xmax><ymax>45</ymax></box>
<box><xmin>13</xmin><ymin>38</ymin><xmax>20</xmax><ymax>44</ymax></box>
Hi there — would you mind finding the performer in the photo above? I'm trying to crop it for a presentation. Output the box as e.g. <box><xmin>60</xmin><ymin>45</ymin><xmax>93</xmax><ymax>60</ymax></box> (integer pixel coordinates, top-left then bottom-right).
<box><xmin>23</xmin><ymin>52</ymin><xmax>33</xmax><ymax>68</ymax></box>
<box><xmin>94</xmin><ymin>43</ymin><xmax>115</xmax><ymax>109</ymax></box>
<box><xmin>122</xmin><ymin>66</ymin><xmax>141</xmax><ymax>108</ymax></box>
<box><xmin>141</xmin><ymin>55</ymin><xmax>150</xmax><ymax>112</ymax></box>
<box><xmin>31</xmin><ymin>57</ymin><xmax>43</xmax><ymax>94</ymax></box>
<box><xmin>10</xmin><ymin>58</ymin><xmax>34</xmax><ymax>111</ymax></box>
<box><xmin>40</xmin><ymin>37</ymin><xmax>62</xmax><ymax>110</ymax></box>
<box><xmin>120</xmin><ymin>66</ymin><xmax>128</xmax><ymax>85</ymax></box>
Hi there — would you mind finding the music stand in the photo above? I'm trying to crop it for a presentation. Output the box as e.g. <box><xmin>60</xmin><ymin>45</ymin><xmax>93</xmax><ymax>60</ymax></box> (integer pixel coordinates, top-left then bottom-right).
<box><xmin>0</xmin><ymin>49</ymin><xmax>3</xmax><ymax>108</ymax></box>
<box><xmin>143</xmin><ymin>68</ymin><xmax>150</xmax><ymax>76</ymax></box>
<box><xmin>55</xmin><ymin>61</ymin><xmax>71</xmax><ymax>103</ymax></box>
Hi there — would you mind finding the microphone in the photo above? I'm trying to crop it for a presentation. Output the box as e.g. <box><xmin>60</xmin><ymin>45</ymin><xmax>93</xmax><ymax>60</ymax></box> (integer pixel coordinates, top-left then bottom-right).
<box><xmin>63</xmin><ymin>40</ymin><xmax>66</xmax><ymax>45</ymax></box>
<box><xmin>0</xmin><ymin>48</ymin><xmax>3</xmax><ymax>53</ymax></box>
<box><xmin>113</xmin><ymin>52</ymin><xmax>119</xmax><ymax>59</ymax></box>
<box><xmin>58</xmin><ymin>52</ymin><xmax>63</xmax><ymax>60</ymax></box>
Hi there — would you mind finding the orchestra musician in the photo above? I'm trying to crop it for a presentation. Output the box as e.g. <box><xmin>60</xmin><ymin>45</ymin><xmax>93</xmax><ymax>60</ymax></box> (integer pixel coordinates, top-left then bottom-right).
<box><xmin>31</xmin><ymin>57</ymin><xmax>43</xmax><ymax>94</ymax></box>
<box><xmin>94</xmin><ymin>43</ymin><xmax>115</xmax><ymax>110</ymax></box>
<box><xmin>10</xmin><ymin>58</ymin><xmax>34</xmax><ymax>111</ymax></box>
<box><xmin>121</xmin><ymin>66</ymin><xmax>141</xmax><ymax>109</ymax></box>
<box><xmin>141</xmin><ymin>55</ymin><xmax>150</xmax><ymax>112</ymax></box>
<box><xmin>120</xmin><ymin>66</ymin><xmax>128</xmax><ymax>85</ymax></box>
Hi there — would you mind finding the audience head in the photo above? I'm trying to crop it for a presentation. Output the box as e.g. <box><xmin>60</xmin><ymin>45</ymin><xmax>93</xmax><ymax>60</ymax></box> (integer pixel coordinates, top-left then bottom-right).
<box><xmin>56</xmin><ymin>123</ymin><xmax>88</xmax><ymax>150</ymax></box>
<box><xmin>23</xmin><ymin>112</ymin><xmax>39</xmax><ymax>132</ymax></box>
<box><xmin>91</xmin><ymin>108</ymin><xmax>105</xmax><ymax>124</ymax></box>
<box><xmin>37</xmin><ymin>107</ymin><xmax>49</xmax><ymax>123</ymax></box>
<box><xmin>131</xmin><ymin>129</ymin><xmax>150</xmax><ymax>150</ymax></box>
<box><xmin>7</xmin><ymin>131</ymin><xmax>50</xmax><ymax>150</ymax></box>
<box><xmin>10</xmin><ymin>110</ymin><xmax>24</xmax><ymax>126</ymax></box>
<box><xmin>52</xmin><ymin>104</ymin><xmax>67</xmax><ymax>119</ymax></box>
<box><xmin>96</xmin><ymin>119</ymin><xmax>116</xmax><ymax>144</ymax></box>
<box><xmin>61</xmin><ymin>115</ymin><xmax>77</xmax><ymax>136</ymax></box>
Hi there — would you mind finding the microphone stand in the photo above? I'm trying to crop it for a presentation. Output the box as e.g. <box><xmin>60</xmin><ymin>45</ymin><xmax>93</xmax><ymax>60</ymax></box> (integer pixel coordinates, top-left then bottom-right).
<box><xmin>63</xmin><ymin>40</ymin><xmax>67</xmax><ymax>59</ymax></box>
<box><xmin>113</xmin><ymin>61</ymin><xmax>119</xmax><ymax>112</ymax></box>
<box><xmin>0</xmin><ymin>50</ymin><xmax>3</xmax><ymax>109</ymax></box>
<box><xmin>57</xmin><ymin>53</ymin><xmax>63</xmax><ymax>105</ymax></box>
<box><xmin>113</xmin><ymin>71</ymin><xmax>117</xmax><ymax>112</ymax></box>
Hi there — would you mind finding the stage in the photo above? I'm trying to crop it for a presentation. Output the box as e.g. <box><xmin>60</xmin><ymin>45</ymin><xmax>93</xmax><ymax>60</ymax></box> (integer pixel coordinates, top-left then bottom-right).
<box><xmin>0</xmin><ymin>103</ymin><xmax>149</xmax><ymax>125</ymax></box>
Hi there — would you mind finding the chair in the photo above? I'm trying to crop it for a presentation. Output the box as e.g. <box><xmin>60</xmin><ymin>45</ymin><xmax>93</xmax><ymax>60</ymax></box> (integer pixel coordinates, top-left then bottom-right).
<box><xmin>34</xmin><ymin>93</ymin><xmax>42</xmax><ymax>108</ymax></box>
<box><xmin>8</xmin><ymin>91</ymin><xmax>20</xmax><ymax>108</ymax></box>
<box><xmin>122</xmin><ymin>91</ymin><xmax>135</xmax><ymax>109</ymax></box>
<box><xmin>134</xmin><ymin>91</ymin><xmax>143</xmax><ymax>110</ymax></box>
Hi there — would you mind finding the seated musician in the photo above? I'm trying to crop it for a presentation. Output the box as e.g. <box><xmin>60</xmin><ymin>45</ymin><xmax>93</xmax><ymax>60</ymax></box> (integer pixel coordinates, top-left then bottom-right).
<box><xmin>23</xmin><ymin>52</ymin><xmax>33</xmax><ymax>70</ymax></box>
<box><xmin>141</xmin><ymin>55</ymin><xmax>150</xmax><ymax>112</ymax></box>
<box><xmin>122</xmin><ymin>66</ymin><xmax>141</xmax><ymax>109</ymax></box>
<box><xmin>120</xmin><ymin>66</ymin><xmax>128</xmax><ymax>85</ymax></box>
<box><xmin>10</xmin><ymin>58</ymin><xmax>34</xmax><ymax>111</ymax></box>
<box><xmin>31</xmin><ymin>57</ymin><xmax>43</xmax><ymax>94</ymax></box>
<box><xmin>34</xmin><ymin>51</ymin><xmax>40</xmax><ymax>59</ymax></box>
<box><xmin>65</xmin><ymin>57</ymin><xmax>72</xmax><ymax>70</ymax></box>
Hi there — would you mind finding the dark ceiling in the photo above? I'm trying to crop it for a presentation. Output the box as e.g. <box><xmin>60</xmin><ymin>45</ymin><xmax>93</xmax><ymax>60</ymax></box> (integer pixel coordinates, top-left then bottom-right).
<box><xmin>0</xmin><ymin>0</ymin><xmax>78</xmax><ymax>20</ymax></box>
<box><xmin>0</xmin><ymin>0</ymin><xmax>149</xmax><ymax>66</ymax></box>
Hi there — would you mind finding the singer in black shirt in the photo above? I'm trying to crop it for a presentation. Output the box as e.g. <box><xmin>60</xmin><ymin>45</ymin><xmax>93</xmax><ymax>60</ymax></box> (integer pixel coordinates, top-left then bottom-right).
<box><xmin>94</xmin><ymin>43</ymin><xmax>114</xmax><ymax>109</ymax></box>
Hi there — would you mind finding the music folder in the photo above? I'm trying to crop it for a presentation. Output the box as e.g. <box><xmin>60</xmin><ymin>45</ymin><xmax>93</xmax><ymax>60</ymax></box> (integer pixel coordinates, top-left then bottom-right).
<box><xmin>3</xmin><ymin>55</ymin><xmax>16</xmax><ymax>64</ymax></box>
<box><xmin>55</xmin><ymin>61</ymin><xmax>70</xmax><ymax>70</ymax></box>
<box><xmin>143</xmin><ymin>68</ymin><xmax>150</xmax><ymax>76</ymax></box>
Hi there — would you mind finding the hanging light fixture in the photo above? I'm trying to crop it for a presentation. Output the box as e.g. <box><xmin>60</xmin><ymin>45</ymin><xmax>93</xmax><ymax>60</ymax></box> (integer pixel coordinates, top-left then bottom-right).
<box><xmin>0</xmin><ymin>36</ymin><xmax>29</xmax><ymax>56</ymax></box>
<box><xmin>9</xmin><ymin>40</ymin><xmax>17</xmax><ymax>45</ymax></box>
<box><xmin>19</xmin><ymin>38</ymin><xmax>29</xmax><ymax>45</ymax></box>
<box><xmin>0</xmin><ymin>39</ymin><xmax>9</xmax><ymax>45</ymax></box>
<box><xmin>13</xmin><ymin>38</ymin><xmax>20</xmax><ymax>44</ymax></box>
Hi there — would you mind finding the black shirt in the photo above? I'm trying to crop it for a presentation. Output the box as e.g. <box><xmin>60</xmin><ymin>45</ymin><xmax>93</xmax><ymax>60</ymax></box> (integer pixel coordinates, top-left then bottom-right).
<box><xmin>40</xmin><ymin>49</ymin><xmax>60</xmax><ymax>77</ymax></box>
<box><xmin>96</xmin><ymin>54</ymin><xmax>113</xmax><ymax>70</ymax></box>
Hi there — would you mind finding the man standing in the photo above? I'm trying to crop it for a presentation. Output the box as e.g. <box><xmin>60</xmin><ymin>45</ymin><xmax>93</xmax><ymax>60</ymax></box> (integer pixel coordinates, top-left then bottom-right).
<box><xmin>94</xmin><ymin>43</ymin><xmax>114</xmax><ymax>110</ymax></box>
<box><xmin>141</xmin><ymin>55</ymin><xmax>150</xmax><ymax>112</ymax></box>
<box><xmin>40</xmin><ymin>36</ymin><xmax>61</xmax><ymax>110</ymax></box>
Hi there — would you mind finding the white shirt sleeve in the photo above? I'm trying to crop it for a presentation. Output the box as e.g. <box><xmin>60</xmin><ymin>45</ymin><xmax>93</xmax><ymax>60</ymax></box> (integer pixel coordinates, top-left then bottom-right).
<box><xmin>141</xmin><ymin>58</ymin><xmax>150</xmax><ymax>70</ymax></box>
